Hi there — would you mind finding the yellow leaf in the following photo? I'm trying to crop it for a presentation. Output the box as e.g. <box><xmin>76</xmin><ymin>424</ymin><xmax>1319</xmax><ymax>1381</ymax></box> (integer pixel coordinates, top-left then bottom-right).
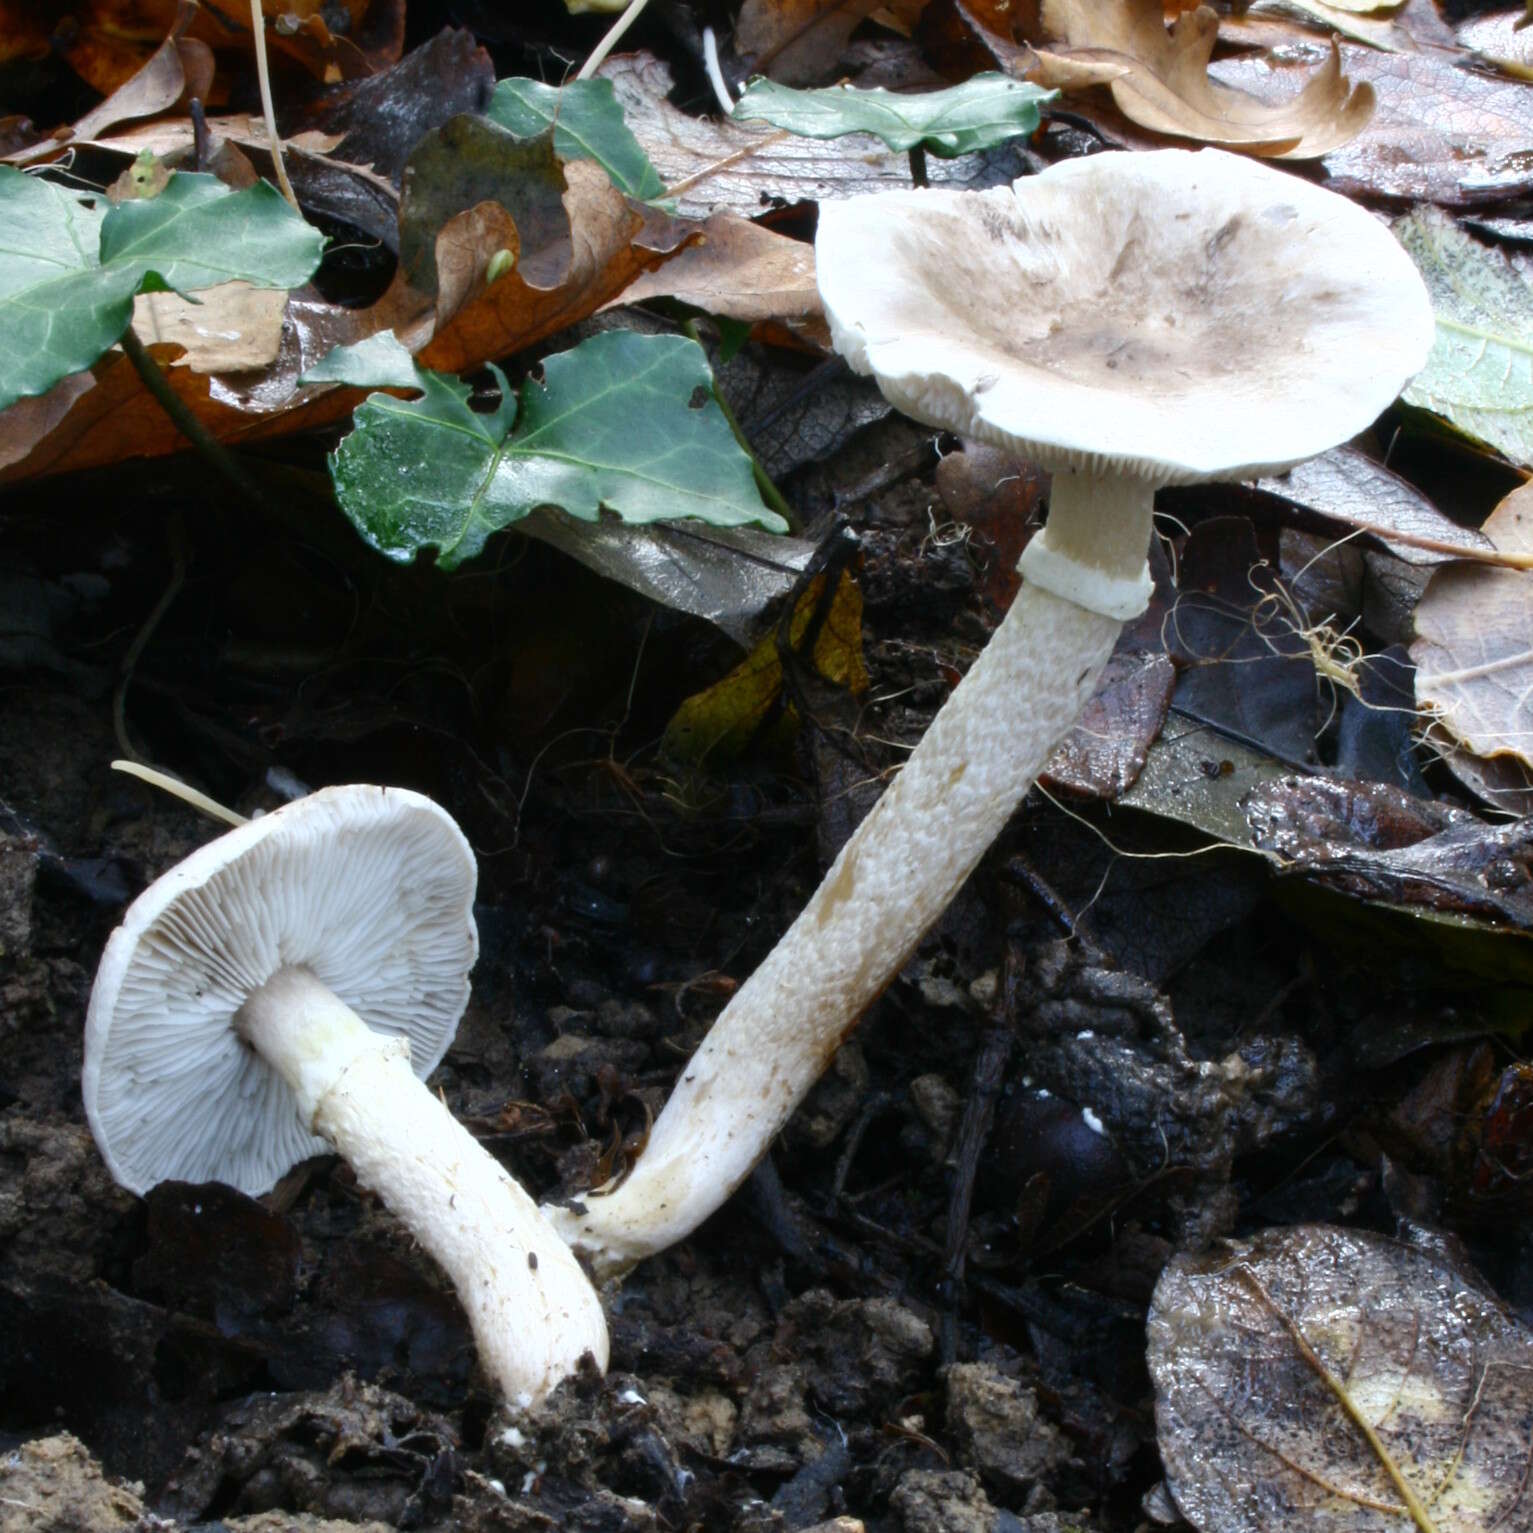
<box><xmin>663</xmin><ymin>572</ymin><xmax>868</xmax><ymax>764</ymax></box>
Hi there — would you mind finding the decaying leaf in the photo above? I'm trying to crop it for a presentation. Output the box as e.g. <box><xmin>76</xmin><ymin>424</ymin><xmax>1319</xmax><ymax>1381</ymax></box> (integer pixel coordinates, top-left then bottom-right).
<box><xmin>599</xmin><ymin>54</ymin><xmax>1016</xmax><ymax>221</ymax></box>
<box><xmin>360</xmin><ymin>116</ymin><xmax>692</xmax><ymax>372</ymax></box>
<box><xmin>1245</xmin><ymin>775</ymin><xmax>1533</xmax><ymax>928</ymax></box>
<box><xmin>1211</xmin><ymin>43</ymin><xmax>1533</xmax><ymax>207</ymax></box>
<box><xmin>662</xmin><ymin>570</ymin><xmax>868</xmax><ymax>763</ymax></box>
<box><xmin>1150</xmin><ymin>1223</ymin><xmax>1533</xmax><ymax>1532</ymax></box>
<box><xmin>1253</xmin><ymin>446</ymin><xmax>1511</xmax><ymax>570</ymax></box>
<box><xmin>0</xmin><ymin>296</ymin><xmax>365</xmax><ymax>487</ymax></box>
<box><xmin>520</xmin><ymin>510</ymin><xmax>816</xmax><ymax>643</ymax></box>
<box><xmin>1040</xmin><ymin>649</ymin><xmax>1176</xmax><ymax>799</ymax></box>
<box><xmin>304</xmin><ymin>330</ymin><xmax>785</xmax><ymax>570</ymax></box>
<box><xmin>735</xmin><ymin>0</ymin><xmax>887</xmax><ymax>83</ymax></box>
<box><xmin>131</xmin><ymin>283</ymin><xmax>289</xmax><ymax>373</ymax></box>
<box><xmin>1395</xmin><ymin>208</ymin><xmax>1533</xmax><ymax>470</ymax></box>
<box><xmin>1412</xmin><ymin>484</ymin><xmax>1533</xmax><ymax>784</ymax></box>
<box><xmin>1035</xmin><ymin>0</ymin><xmax>1374</xmax><ymax>158</ymax></box>
<box><xmin>5</xmin><ymin>0</ymin><xmax>211</xmax><ymax>166</ymax></box>
<box><xmin>611</xmin><ymin>213</ymin><xmax>821</xmax><ymax>325</ymax></box>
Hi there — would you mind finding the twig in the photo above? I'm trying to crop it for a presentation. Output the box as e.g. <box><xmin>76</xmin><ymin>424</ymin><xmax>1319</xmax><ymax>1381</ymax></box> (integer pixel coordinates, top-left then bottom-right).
<box><xmin>249</xmin><ymin>0</ymin><xmax>299</xmax><ymax>211</ymax></box>
<box><xmin>660</xmin><ymin>129</ymin><xmax>793</xmax><ymax>202</ymax></box>
<box><xmin>578</xmin><ymin>0</ymin><xmax>652</xmax><ymax>81</ymax></box>
<box><xmin>118</xmin><ymin>329</ymin><xmax>274</xmax><ymax>514</ymax></box>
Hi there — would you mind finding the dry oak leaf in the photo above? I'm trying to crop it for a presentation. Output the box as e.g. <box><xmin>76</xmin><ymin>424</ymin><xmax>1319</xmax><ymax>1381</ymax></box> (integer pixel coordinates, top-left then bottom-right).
<box><xmin>5</xmin><ymin>0</ymin><xmax>212</xmax><ymax>167</ymax></box>
<box><xmin>1211</xmin><ymin>42</ymin><xmax>1533</xmax><ymax>207</ymax></box>
<box><xmin>611</xmin><ymin>212</ymin><xmax>821</xmax><ymax>325</ymax></box>
<box><xmin>1035</xmin><ymin>0</ymin><xmax>1375</xmax><ymax>158</ymax></box>
<box><xmin>400</xmin><ymin>160</ymin><xmax>695</xmax><ymax>377</ymax></box>
<box><xmin>1412</xmin><ymin>482</ymin><xmax>1533</xmax><ymax>774</ymax></box>
<box><xmin>1150</xmin><ymin>1223</ymin><xmax>1533</xmax><ymax>1532</ymax></box>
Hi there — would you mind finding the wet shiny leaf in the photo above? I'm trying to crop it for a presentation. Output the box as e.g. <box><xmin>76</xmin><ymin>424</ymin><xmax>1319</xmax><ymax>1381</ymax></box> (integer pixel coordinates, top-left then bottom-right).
<box><xmin>732</xmin><ymin>74</ymin><xmax>1055</xmax><ymax>157</ymax></box>
<box><xmin>306</xmin><ymin>330</ymin><xmax>785</xmax><ymax>569</ymax></box>
<box><xmin>1150</xmin><ymin>1223</ymin><xmax>1533</xmax><ymax>1533</ymax></box>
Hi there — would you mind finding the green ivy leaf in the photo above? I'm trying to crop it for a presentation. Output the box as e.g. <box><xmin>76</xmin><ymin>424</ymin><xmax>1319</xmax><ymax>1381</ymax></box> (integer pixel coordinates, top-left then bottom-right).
<box><xmin>0</xmin><ymin>168</ymin><xmax>323</xmax><ymax>411</ymax></box>
<box><xmin>306</xmin><ymin>329</ymin><xmax>786</xmax><ymax>569</ymax></box>
<box><xmin>1395</xmin><ymin>206</ymin><xmax>1533</xmax><ymax>469</ymax></box>
<box><xmin>487</xmin><ymin>77</ymin><xmax>667</xmax><ymax>202</ymax></box>
<box><xmin>731</xmin><ymin>74</ymin><xmax>1056</xmax><ymax>158</ymax></box>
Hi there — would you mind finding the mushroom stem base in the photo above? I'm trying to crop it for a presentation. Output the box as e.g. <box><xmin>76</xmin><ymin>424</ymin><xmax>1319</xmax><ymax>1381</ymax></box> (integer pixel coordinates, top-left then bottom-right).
<box><xmin>238</xmin><ymin>966</ymin><xmax>609</xmax><ymax>1405</ymax></box>
<box><xmin>544</xmin><ymin>583</ymin><xmax>1125</xmax><ymax>1278</ymax></box>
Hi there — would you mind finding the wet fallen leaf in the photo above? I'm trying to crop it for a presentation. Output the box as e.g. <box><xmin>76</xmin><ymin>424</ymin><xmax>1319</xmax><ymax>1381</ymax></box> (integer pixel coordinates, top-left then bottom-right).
<box><xmin>0</xmin><ymin>169</ymin><xmax>322</xmax><ymax>411</ymax></box>
<box><xmin>130</xmin><ymin>283</ymin><xmax>289</xmax><ymax>373</ymax></box>
<box><xmin>612</xmin><ymin>213</ymin><xmax>821</xmax><ymax>324</ymax></box>
<box><xmin>1165</xmin><ymin>519</ymin><xmax>1319</xmax><ymax>769</ymax></box>
<box><xmin>0</xmin><ymin>377</ymin><xmax>95</xmax><ymax>471</ymax></box>
<box><xmin>1228</xmin><ymin>3</ymin><xmax>1411</xmax><ymax>54</ymax></box>
<box><xmin>1412</xmin><ymin>484</ymin><xmax>1533</xmax><ymax>802</ymax></box>
<box><xmin>1150</xmin><ymin>1223</ymin><xmax>1533</xmax><ymax>1533</ymax></box>
<box><xmin>356</xmin><ymin>114</ymin><xmax>692</xmax><ymax>372</ymax></box>
<box><xmin>1041</xmin><ymin>649</ymin><xmax>1176</xmax><ymax>799</ymax></box>
<box><xmin>662</xmin><ymin>570</ymin><xmax>868</xmax><ymax>762</ymax></box>
<box><xmin>1394</xmin><ymin>209</ymin><xmax>1533</xmax><ymax>469</ymax></box>
<box><xmin>1035</xmin><ymin>0</ymin><xmax>1374</xmax><ymax>157</ymax></box>
<box><xmin>1457</xmin><ymin>10</ymin><xmax>1533</xmax><ymax>76</ymax></box>
<box><xmin>1211</xmin><ymin>43</ymin><xmax>1533</xmax><ymax>206</ymax></box>
<box><xmin>731</xmin><ymin>73</ymin><xmax>1054</xmax><ymax>155</ymax></box>
<box><xmin>304</xmin><ymin>329</ymin><xmax>785</xmax><ymax>570</ymax></box>
<box><xmin>0</xmin><ymin>306</ymin><xmax>363</xmax><ymax>487</ymax></box>
<box><xmin>1245</xmin><ymin>775</ymin><xmax>1533</xmax><ymax>927</ymax></box>
<box><xmin>487</xmin><ymin>76</ymin><xmax>667</xmax><ymax>202</ymax></box>
<box><xmin>520</xmin><ymin>510</ymin><xmax>816</xmax><ymax>643</ymax></box>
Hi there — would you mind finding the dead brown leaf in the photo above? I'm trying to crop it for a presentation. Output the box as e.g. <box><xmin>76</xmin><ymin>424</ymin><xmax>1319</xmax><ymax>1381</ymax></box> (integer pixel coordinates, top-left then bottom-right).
<box><xmin>1034</xmin><ymin>0</ymin><xmax>1375</xmax><ymax>158</ymax></box>
<box><xmin>0</xmin><ymin>299</ymin><xmax>366</xmax><ymax>487</ymax></box>
<box><xmin>1212</xmin><ymin>40</ymin><xmax>1533</xmax><ymax>204</ymax></box>
<box><xmin>736</xmin><ymin>0</ymin><xmax>890</xmax><ymax>82</ymax></box>
<box><xmin>0</xmin><ymin>377</ymin><xmax>96</xmax><ymax>471</ymax></box>
<box><xmin>1412</xmin><ymin>483</ymin><xmax>1533</xmax><ymax>779</ymax></box>
<box><xmin>1151</xmin><ymin>1223</ymin><xmax>1533</xmax><ymax>1532</ymax></box>
<box><xmin>131</xmin><ymin>285</ymin><xmax>290</xmax><ymax>374</ymax></box>
<box><xmin>612</xmin><ymin>214</ymin><xmax>821</xmax><ymax>325</ymax></box>
<box><xmin>6</xmin><ymin>0</ymin><xmax>212</xmax><ymax>166</ymax></box>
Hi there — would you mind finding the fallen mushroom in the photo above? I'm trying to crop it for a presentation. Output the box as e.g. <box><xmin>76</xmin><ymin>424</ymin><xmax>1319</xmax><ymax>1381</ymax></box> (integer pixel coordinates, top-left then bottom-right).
<box><xmin>546</xmin><ymin>148</ymin><xmax>1434</xmax><ymax>1277</ymax></box>
<box><xmin>84</xmin><ymin>783</ymin><xmax>608</xmax><ymax>1406</ymax></box>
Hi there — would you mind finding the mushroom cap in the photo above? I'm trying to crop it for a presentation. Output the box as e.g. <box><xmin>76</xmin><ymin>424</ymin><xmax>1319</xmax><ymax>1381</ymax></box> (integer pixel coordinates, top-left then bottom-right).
<box><xmin>83</xmin><ymin>785</ymin><xmax>478</xmax><ymax>1197</ymax></box>
<box><xmin>816</xmin><ymin>148</ymin><xmax>1435</xmax><ymax>485</ymax></box>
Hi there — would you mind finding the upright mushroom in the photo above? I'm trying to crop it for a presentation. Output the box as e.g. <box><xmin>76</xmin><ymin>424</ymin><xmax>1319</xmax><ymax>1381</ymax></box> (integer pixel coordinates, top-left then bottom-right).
<box><xmin>85</xmin><ymin>784</ymin><xmax>608</xmax><ymax>1406</ymax></box>
<box><xmin>545</xmin><ymin>148</ymin><xmax>1435</xmax><ymax>1278</ymax></box>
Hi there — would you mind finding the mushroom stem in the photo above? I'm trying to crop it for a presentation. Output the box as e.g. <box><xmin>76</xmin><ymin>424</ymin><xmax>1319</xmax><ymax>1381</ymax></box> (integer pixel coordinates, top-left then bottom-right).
<box><xmin>545</xmin><ymin>513</ymin><xmax>1148</xmax><ymax>1277</ymax></box>
<box><xmin>238</xmin><ymin>966</ymin><xmax>609</xmax><ymax>1405</ymax></box>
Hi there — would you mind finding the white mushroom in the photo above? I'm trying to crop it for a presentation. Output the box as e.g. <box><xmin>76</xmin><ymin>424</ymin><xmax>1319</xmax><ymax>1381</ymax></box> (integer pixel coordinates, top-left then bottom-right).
<box><xmin>545</xmin><ymin>149</ymin><xmax>1435</xmax><ymax>1280</ymax></box>
<box><xmin>84</xmin><ymin>783</ymin><xmax>608</xmax><ymax>1406</ymax></box>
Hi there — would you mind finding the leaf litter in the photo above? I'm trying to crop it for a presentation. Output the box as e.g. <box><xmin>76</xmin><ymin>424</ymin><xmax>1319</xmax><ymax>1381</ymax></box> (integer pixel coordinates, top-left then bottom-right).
<box><xmin>4</xmin><ymin>2</ymin><xmax>1533</xmax><ymax>1529</ymax></box>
